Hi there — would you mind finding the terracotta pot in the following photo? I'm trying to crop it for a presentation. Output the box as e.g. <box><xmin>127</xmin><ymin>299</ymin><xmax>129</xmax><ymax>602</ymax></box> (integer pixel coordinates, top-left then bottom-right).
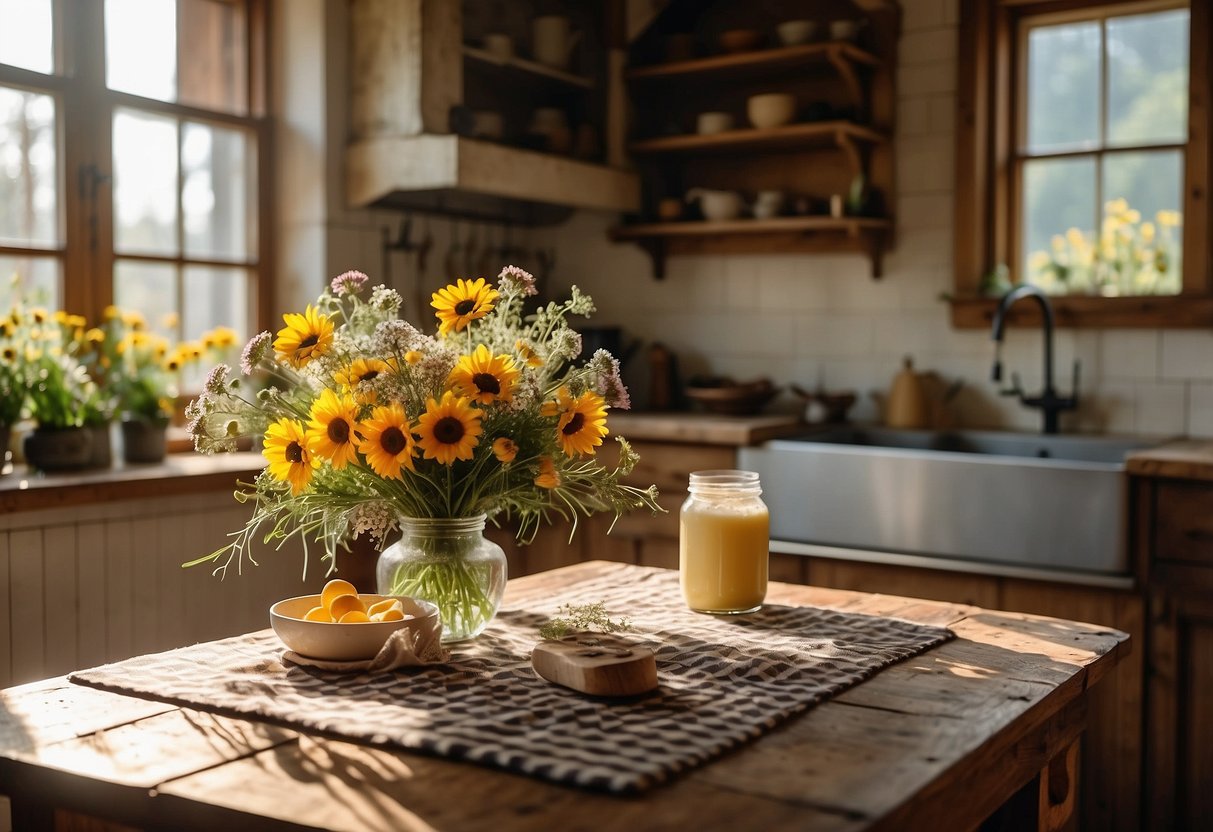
<box><xmin>122</xmin><ymin>418</ymin><xmax>168</xmax><ymax>464</ymax></box>
<box><xmin>23</xmin><ymin>426</ymin><xmax>93</xmax><ymax>472</ymax></box>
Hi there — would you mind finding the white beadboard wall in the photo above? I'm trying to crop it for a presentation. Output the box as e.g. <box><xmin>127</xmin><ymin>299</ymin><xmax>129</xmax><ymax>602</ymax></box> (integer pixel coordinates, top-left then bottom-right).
<box><xmin>538</xmin><ymin>0</ymin><xmax>1213</xmax><ymax>439</ymax></box>
<box><xmin>0</xmin><ymin>492</ymin><xmax>321</xmax><ymax>689</ymax></box>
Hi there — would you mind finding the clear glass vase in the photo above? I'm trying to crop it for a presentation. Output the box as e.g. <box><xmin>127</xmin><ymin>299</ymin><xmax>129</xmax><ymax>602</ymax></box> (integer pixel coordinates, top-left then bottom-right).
<box><xmin>375</xmin><ymin>515</ymin><xmax>507</xmax><ymax>642</ymax></box>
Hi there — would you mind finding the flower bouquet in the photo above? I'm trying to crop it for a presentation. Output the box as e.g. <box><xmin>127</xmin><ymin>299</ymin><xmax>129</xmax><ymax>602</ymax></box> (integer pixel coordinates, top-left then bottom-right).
<box><xmin>186</xmin><ymin>267</ymin><xmax>659</xmax><ymax>640</ymax></box>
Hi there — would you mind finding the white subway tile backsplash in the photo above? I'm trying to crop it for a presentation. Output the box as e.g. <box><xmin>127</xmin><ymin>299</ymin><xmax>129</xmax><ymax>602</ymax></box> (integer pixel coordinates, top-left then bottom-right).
<box><xmin>902</xmin><ymin>0</ymin><xmax>946</xmax><ymax>32</ymax></box>
<box><xmin>899</xmin><ymin>61</ymin><xmax>956</xmax><ymax>97</ymax></box>
<box><xmin>1161</xmin><ymin>331</ymin><xmax>1213</xmax><ymax>381</ymax></box>
<box><xmin>900</xmin><ymin>28</ymin><xmax>957</xmax><ymax>65</ymax></box>
<box><xmin>797</xmin><ymin>314</ymin><xmax>876</xmax><ymax>357</ymax></box>
<box><xmin>1188</xmin><ymin>384</ymin><xmax>1213</xmax><ymax>437</ymax></box>
<box><xmin>1134</xmin><ymin>382</ymin><xmax>1188</xmax><ymax>436</ymax></box>
<box><xmin>1098</xmin><ymin>331</ymin><xmax>1159</xmax><ymax>381</ymax></box>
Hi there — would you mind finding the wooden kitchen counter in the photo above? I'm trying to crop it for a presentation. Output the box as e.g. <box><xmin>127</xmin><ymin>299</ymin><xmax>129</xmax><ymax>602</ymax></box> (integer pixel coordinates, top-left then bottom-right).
<box><xmin>0</xmin><ymin>561</ymin><xmax>1128</xmax><ymax>831</ymax></box>
<box><xmin>609</xmin><ymin>411</ymin><xmax>808</xmax><ymax>445</ymax></box>
<box><xmin>0</xmin><ymin>452</ymin><xmax>263</xmax><ymax>513</ymax></box>
<box><xmin>1126</xmin><ymin>439</ymin><xmax>1213</xmax><ymax>481</ymax></box>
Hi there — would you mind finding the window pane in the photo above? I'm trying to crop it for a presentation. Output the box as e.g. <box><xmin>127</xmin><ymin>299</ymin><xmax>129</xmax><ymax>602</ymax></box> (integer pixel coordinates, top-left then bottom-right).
<box><xmin>183</xmin><ymin>265</ymin><xmax>249</xmax><ymax>342</ymax></box>
<box><xmin>114</xmin><ymin>260</ymin><xmax>178</xmax><ymax>337</ymax></box>
<box><xmin>1107</xmin><ymin>10</ymin><xmax>1189</xmax><ymax>146</ymax></box>
<box><xmin>1021</xmin><ymin>156</ymin><xmax>1097</xmax><ymax>292</ymax></box>
<box><xmin>113</xmin><ymin>109</ymin><xmax>179</xmax><ymax>255</ymax></box>
<box><xmin>0</xmin><ymin>87</ymin><xmax>58</xmax><ymax>247</ymax></box>
<box><xmin>1101</xmin><ymin>150</ymin><xmax>1183</xmax><ymax>294</ymax></box>
<box><xmin>0</xmin><ymin>254</ymin><xmax>60</xmax><ymax>309</ymax></box>
<box><xmin>183</xmin><ymin>123</ymin><xmax>255</xmax><ymax>260</ymax></box>
<box><xmin>1026</xmin><ymin>22</ymin><xmax>1100</xmax><ymax>154</ymax></box>
<box><xmin>178</xmin><ymin>0</ymin><xmax>249</xmax><ymax>114</ymax></box>
<box><xmin>105</xmin><ymin>0</ymin><xmax>176</xmax><ymax>102</ymax></box>
<box><xmin>0</xmin><ymin>0</ymin><xmax>53</xmax><ymax>74</ymax></box>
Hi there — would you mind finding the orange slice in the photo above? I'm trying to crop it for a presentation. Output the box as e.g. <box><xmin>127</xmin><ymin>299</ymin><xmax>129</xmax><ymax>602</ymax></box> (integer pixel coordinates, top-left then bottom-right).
<box><xmin>302</xmin><ymin>605</ymin><xmax>333</xmax><ymax>622</ymax></box>
<box><xmin>328</xmin><ymin>594</ymin><xmax>366</xmax><ymax>620</ymax></box>
<box><xmin>371</xmin><ymin>608</ymin><xmax>405</xmax><ymax>622</ymax></box>
<box><xmin>338</xmin><ymin>610</ymin><xmax>370</xmax><ymax>623</ymax></box>
<box><xmin>367</xmin><ymin>598</ymin><xmax>404</xmax><ymax>618</ymax></box>
<box><xmin>320</xmin><ymin>579</ymin><xmax>359</xmax><ymax>612</ymax></box>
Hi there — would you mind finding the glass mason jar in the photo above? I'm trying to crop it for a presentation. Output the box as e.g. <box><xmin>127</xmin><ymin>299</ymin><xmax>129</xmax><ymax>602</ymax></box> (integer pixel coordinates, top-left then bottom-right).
<box><xmin>679</xmin><ymin>470</ymin><xmax>770</xmax><ymax>615</ymax></box>
<box><xmin>376</xmin><ymin>515</ymin><xmax>507</xmax><ymax>642</ymax></box>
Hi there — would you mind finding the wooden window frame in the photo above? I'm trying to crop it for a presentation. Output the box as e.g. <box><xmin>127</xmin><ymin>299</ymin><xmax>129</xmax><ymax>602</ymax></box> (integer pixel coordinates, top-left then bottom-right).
<box><xmin>952</xmin><ymin>0</ymin><xmax>1211</xmax><ymax>328</ymax></box>
<box><xmin>0</xmin><ymin>0</ymin><xmax>273</xmax><ymax>336</ymax></box>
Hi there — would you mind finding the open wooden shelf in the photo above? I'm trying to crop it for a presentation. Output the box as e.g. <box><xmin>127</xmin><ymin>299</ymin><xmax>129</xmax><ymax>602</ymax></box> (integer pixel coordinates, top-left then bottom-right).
<box><xmin>610</xmin><ymin>216</ymin><xmax>892</xmax><ymax>279</ymax></box>
<box><xmin>627</xmin><ymin>41</ymin><xmax>879</xmax><ymax>81</ymax></box>
<box><xmin>630</xmin><ymin>120</ymin><xmax>886</xmax><ymax>155</ymax></box>
<box><xmin>462</xmin><ymin>45</ymin><xmax>595</xmax><ymax>90</ymax></box>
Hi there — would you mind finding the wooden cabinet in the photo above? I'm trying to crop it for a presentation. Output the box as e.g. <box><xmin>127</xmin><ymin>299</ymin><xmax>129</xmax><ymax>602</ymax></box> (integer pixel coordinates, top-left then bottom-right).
<box><xmin>612</xmin><ymin>0</ymin><xmax>899</xmax><ymax>277</ymax></box>
<box><xmin>1135</xmin><ymin>475</ymin><xmax>1213</xmax><ymax>830</ymax></box>
<box><xmin>787</xmin><ymin>555</ymin><xmax>1144</xmax><ymax>832</ymax></box>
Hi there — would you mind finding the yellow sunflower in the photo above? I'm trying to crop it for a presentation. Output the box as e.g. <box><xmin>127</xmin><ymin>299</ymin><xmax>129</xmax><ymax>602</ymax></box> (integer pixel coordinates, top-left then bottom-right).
<box><xmin>357</xmin><ymin>402</ymin><xmax>417</xmax><ymax>479</ymax></box>
<box><xmin>263</xmin><ymin>418</ymin><xmax>318</xmax><ymax>495</ymax></box>
<box><xmin>335</xmin><ymin>357</ymin><xmax>393</xmax><ymax>403</ymax></box>
<box><xmin>306</xmin><ymin>389</ymin><xmax>361</xmax><ymax>469</ymax></box>
<box><xmin>431</xmin><ymin>278</ymin><xmax>499</xmax><ymax>335</ymax></box>
<box><xmin>534</xmin><ymin>456</ymin><xmax>560</xmax><ymax>489</ymax></box>
<box><xmin>492</xmin><ymin>437</ymin><xmax>518</xmax><ymax>463</ymax></box>
<box><xmin>274</xmin><ymin>305</ymin><xmax>334</xmax><ymax>368</ymax></box>
<box><xmin>546</xmin><ymin>387</ymin><xmax>609</xmax><ymax>457</ymax></box>
<box><xmin>448</xmin><ymin>345</ymin><xmax>519</xmax><ymax>405</ymax></box>
<box><xmin>415</xmin><ymin>391</ymin><xmax>483</xmax><ymax>465</ymax></box>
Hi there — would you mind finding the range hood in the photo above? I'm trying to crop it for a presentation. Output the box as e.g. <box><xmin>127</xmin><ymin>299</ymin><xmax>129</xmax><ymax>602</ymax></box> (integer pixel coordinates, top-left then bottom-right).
<box><xmin>346</xmin><ymin>0</ymin><xmax>640</xmax><ymax>224</ymax></box>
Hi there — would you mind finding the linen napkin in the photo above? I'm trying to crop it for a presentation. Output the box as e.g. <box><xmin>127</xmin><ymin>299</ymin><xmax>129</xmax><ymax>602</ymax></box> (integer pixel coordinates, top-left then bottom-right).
<box><xmin>281</xmin><ymin>615</ymin><xmax>450</xmax><ymax>672</ymax></box>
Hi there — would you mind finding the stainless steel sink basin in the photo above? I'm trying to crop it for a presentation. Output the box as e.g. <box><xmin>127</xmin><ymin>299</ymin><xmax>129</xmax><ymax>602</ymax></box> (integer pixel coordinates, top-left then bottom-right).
<box><xmin>739</xmin><ymin>427</ymin><xmax>1166</xmax><ymax>576</ymax></box>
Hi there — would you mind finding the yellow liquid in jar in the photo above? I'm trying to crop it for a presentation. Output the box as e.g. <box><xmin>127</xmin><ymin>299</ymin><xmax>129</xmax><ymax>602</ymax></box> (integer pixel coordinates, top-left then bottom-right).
<box><xmin>680</xmin><ymin>502</ymin><xmax>769</xmax><ymax>613</ymax></box>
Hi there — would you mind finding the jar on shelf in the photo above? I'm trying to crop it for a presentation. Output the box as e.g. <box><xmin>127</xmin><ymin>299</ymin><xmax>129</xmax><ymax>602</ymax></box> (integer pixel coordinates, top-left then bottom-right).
<box><xmin>679</xmin><ymin>470</ymin><xmax>769</xmax><ymax>615</ymax></box>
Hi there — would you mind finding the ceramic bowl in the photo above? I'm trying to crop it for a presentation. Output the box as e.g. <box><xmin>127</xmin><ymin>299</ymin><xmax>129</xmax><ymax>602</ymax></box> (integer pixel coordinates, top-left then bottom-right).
<box><xmin>718</xmin><ymin>29</ymin><xmax>763</xmax><ymax>53</ymax></box>
<box><xmin>776</xmin><ymin>20</ymin><xmax>818</xmax><ymax>46</ymax></box>
<box><xmin>685</xmin><ymin>378</ymin><xmax>781</xmax><ymax>415</ymax></box>
<box><xmin>830</xmin><ymin>20</ymin><xmax>861</xmax><ymax>42</ymax></box>
<box><xmin>270</xmin><ymin>593</ymin><xmax>440</xmax><ymax>661</ymax></box>
<box><xmin>747</xmin><ymin>93</ymin><xmax>796</xmax><ymax>129</ymax></box>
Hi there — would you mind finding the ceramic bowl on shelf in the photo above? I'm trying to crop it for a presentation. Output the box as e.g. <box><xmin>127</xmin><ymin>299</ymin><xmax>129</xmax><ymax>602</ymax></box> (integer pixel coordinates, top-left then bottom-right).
<box><xmin>747</xmin><ymin>93</ymin><xmax>797</xmax><ymax>129</ymax></box>
<box><xmin>718</xmin><ymin>29</ymin><xmax>763</xmax><ymax>53</ymax></box>
<box><xmin>776</xmin><ymin>20</ymin><xmax>819</xmax><ymax>46</ymax></box>
<box><xmin>685</xmin><ymin>378</ymin><xmax>781</xmax><ymax>415</ymax></box>
<box><xmin>270</xmin><ymin>593</ymin><xmax>440</xmax><ymax>661</ymax></box>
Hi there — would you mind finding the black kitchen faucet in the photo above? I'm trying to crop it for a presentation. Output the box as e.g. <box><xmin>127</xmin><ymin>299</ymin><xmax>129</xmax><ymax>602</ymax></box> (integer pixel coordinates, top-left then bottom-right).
<box><xmin>990</xmin><ymin>285</ymin><xmax>1080</xmax><ymax>435</ymax></box>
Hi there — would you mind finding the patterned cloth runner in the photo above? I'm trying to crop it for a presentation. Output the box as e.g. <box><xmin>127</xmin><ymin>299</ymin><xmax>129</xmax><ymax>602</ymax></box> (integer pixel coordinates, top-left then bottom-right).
<box><xmin>71</xmin><ymin>567</ymin><xmax>953</xmax><ymax>793</ymax></box>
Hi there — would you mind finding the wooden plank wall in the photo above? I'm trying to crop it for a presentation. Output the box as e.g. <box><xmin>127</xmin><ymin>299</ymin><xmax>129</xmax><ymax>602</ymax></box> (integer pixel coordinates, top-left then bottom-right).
<box><xmin>0</xmin><ymin>493</ymin><xmax>323</xmax><ymax>688</ymax></box>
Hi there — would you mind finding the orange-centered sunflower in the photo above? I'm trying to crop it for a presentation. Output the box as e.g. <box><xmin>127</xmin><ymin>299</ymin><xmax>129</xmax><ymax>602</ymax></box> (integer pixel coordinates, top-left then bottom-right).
<box><xmin>306</xmin><ymin>389</ymin><xmax>361</xmax><ymax>469</ymax></box>
<box><xmin>431</xmin><ymin>278</ymin><xmax>499</xmax><ymax>335</ymax></box>
<box><xmin>263</xmin><ymin>418</ymin><xmax>317</xmax><ymax>495</ymax></box>
<box><xmin>274</xmin><ymin>305</ymin><xmax>334</xmax><ymax>368</ymax></box>
<box><xmin>415</xmin><ymin>391</ymin><xmax>483</xmax><ymax>464</ymax></box>
<box><xmin>545</xmin><ymin>387</ymin><xmax>609</xmax><ymax>457</ymax></box>
<box><xmin>448</xmin><ymin>345</ymin><xmax>519</xmax><ymax>405</ymax></box>
<box><xmin>357</xmin><ymin>402</ymin><xmax>417</xmax><ymax>479</ymax></box>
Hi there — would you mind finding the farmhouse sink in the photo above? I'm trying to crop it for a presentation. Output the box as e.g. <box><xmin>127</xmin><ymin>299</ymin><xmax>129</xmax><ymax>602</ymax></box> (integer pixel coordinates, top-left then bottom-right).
<box><xmin>739</xmin><ymin>427</ymin><xmax>1166</xmax><ymax>576</ymax></box>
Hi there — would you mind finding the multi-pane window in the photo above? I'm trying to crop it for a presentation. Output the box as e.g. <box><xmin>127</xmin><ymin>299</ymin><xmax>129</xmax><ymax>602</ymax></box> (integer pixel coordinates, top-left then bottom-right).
<box><xmin>1017</xmin><ymin>5</ymin><xmax>1189</xmax><ymax>297</ymax></box>
<box><xmin>0</xmin><ymin>0</ymin><xmax>266</xmax><ymax>345</ymax></box>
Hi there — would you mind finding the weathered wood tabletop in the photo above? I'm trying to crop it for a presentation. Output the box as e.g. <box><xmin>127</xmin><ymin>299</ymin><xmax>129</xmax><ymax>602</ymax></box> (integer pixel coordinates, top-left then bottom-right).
<box><xmin>0</xmin><ymin>561</ymin><xmax>1128</xmax><ymax>831</ymax></box>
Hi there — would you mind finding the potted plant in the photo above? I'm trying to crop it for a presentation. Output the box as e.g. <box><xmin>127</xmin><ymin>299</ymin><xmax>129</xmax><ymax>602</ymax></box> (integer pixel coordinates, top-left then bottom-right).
<box><xmin>0</xmin><ymin>313</ymin><xmax>24</xmax><ymax>472</ymax></box>
<box><xmin>20</xmin><ymin>311</ymin><xmax>100</xmax><ymax>472</ymax></box>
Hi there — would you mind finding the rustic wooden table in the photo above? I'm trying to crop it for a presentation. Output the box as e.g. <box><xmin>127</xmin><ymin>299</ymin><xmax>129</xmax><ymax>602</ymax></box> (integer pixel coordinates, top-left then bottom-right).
<box><xmin>0</xmin><ymin>561</ymin><xmax>1127</xmax><ymax>832</ymax></box>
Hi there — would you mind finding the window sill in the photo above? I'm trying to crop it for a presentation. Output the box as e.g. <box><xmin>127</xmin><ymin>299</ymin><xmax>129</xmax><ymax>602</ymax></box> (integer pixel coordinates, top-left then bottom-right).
<box><xmin>949</xmin><ymin>294</ymin><xmax>1213</xmax><ymax>329</ymax></box>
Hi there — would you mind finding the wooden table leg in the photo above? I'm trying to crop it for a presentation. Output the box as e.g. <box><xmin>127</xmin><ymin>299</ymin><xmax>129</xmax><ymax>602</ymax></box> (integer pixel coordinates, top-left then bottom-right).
<box><xmin>979</xmin><ymin>737</ymin><xmax>1082</xmax><ymax>832</ymax></box>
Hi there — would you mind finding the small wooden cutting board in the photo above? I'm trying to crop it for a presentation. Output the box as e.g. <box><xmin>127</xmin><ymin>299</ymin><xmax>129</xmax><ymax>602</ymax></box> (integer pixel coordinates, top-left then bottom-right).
<box><xmin>531</xmin><ymin>633</ymin><xmax>658</xmax><ymax>697</ymax></box>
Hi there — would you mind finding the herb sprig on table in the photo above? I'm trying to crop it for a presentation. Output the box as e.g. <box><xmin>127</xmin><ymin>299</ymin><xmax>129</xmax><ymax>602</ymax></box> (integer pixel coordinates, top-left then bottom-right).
<box><xmin>539</xmin><ymin>602</ymin><xmax>634</xmax><ymax>640</ymax></box>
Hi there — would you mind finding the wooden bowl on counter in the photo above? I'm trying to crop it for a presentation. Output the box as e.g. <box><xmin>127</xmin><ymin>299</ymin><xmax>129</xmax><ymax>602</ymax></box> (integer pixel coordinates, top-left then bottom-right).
<box><xmin>685</xmin><ymin>378</ymin><xmax>781</xmax><ymax>415</ymax></box>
